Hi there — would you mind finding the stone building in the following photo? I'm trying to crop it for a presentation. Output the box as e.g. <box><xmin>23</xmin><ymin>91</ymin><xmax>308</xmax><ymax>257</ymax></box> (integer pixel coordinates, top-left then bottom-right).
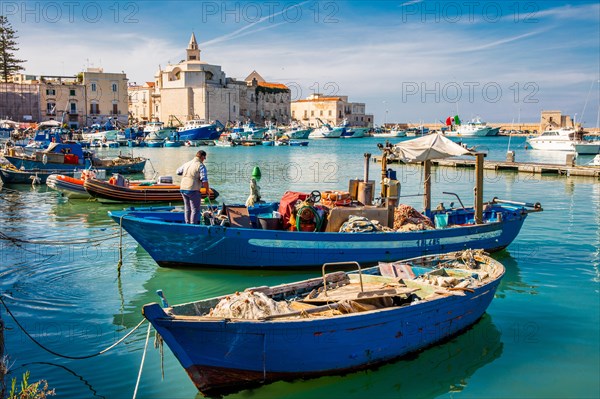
<box><xmin>82</xmin><ymin>68</ymin><xmax>129</xmax><ymax>126</ymax></box>
<box><xmin>540</xmin><ymin>110</ymin><xmax>574</xmax><ymax>132</ymax></box>
<box><xmin>291</xmin><ymin>93</ymin><xmax>373</xmax><ymax>127</ymax></box>
<box><xmin>153</xmin><ymin>34</ymin><xmax>290</xmax><ymax>126</ymax></box>
<box><xmin>128</xmin><ymin>82</ymin><xmax>156</xmax><ymax>123</ymax></box>
<box><xmin>3</xmin><ymin>69</ymin><xmax>129</xmax><ymax>128</ymax></box>
<box><xmin>0</xmin><ymin>80</ymin><xmax>41</xmax><ymax>123</ymax></box>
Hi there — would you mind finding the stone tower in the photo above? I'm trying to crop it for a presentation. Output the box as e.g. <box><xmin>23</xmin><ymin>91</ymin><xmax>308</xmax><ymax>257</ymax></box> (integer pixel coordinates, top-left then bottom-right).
<box><xmin>186</xmin><ymin>33</ymin><xmax>201</xmax><ymax>61</ymax></box>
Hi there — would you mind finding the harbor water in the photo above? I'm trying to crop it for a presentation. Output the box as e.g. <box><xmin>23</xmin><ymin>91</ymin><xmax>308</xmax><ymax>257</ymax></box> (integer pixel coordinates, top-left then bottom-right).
<box><xmin>1</xmin><ymin>136</ymin><xmax>598</xmax><ymax>398</ymax></box>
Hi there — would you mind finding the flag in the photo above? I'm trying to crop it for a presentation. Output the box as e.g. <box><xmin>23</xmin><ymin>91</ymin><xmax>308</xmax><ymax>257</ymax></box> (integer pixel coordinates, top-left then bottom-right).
<box><xmin>454</xmin><ymin>115</ymin><xmax>461</xmax><ymax>125</ymax></box>
<box><xmin>445</xmin><ymin>116</ymin><xmax>452</xmax><ymax>126</ymax></box>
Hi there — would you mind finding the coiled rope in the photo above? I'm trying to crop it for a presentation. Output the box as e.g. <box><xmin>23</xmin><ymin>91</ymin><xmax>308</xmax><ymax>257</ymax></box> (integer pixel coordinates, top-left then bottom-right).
<box><xmin>0</xmin><ymin>294</ymin><xmax>146</xmax><ymax>360</ymax></box>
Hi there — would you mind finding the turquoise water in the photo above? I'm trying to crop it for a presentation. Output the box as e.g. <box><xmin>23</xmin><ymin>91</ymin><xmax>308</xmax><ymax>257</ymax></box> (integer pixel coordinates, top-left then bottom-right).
<box><xmin>0</xmin><ymin>136</ymin><xmax>598</xmax><ymax>398</ymax></box>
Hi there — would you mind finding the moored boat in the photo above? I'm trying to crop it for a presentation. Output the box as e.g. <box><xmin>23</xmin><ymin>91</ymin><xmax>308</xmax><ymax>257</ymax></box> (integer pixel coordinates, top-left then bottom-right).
<box><xmin>46</xmin><ymin>172</ymin><xmax>93</xmax><ymax>198</ymax></box>
<box><xmin>143</xmin><ymin>249</ymin><xmax>505</xmax><ymax>395</ymax></box>
<box><xmin>527</xmin><ymin>128</ymin><xmax>600</xmax><ymax>154</ymax></box>
<box><xmin>3</xmin><ymin>142</ymin><xmax>147</xmax><ymax>174</ymax></box>
<box><xmin>84</xmin><ymin>176</ymin><xmax>219</xmax><ymax>203</ymax></box>
<box><xmin>178</xmin><ymin>120</ymin><xmax>220</xmax><ymax>141</ymax></box>
<box><xmin>109</xmin><ymin>134</ymin><xmax>542</xmax><ymax>268</ymax></box>
<box><xmin>0</xmin><ymin>165</ymin><xmax>77</xmax><ymax>185</ymax></box>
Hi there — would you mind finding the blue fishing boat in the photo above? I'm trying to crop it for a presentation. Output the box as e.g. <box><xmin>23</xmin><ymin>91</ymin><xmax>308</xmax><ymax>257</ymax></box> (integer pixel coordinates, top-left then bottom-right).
<box><xmin>4</xmin><ymin>142</ymin><xmax>147</xmax><ymax>174</ymax></box>
<box><xmin>177</xmin><ymin>120</ymin><xmax>221</xmax><ymax>141</ymax></box>
<box><xmin>143</xmin><ymin>249</ymin><xmax>504</xmax><ymax>395</ymax></box>
<box><xmin>0</xmin><ymin>165</ymin><xmax>77</xmax><ymax>184</ymax></box>
<box><xmin>164</xmin><ymin>140</ymin><xmax>183</xmax><ymax>148</ymax></box>
<box><xmin>109</xmin><ymin>134</ymin><xmax>542</xmax><ymax>268</ymax></box>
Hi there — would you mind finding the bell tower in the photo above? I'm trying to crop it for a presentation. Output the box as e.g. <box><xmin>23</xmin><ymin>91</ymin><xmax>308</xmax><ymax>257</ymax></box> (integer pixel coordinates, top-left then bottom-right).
<box><xmin>186</xmin><ymin>32</ymin><xmax>201</xmax><ymax>61</ymax></box>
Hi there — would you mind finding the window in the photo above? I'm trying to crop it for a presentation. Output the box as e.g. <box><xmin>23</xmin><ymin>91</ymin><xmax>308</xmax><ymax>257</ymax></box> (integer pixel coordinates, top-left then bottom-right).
<box><xmin>311</xmin><ymin>110</ymin><xmax>314</xmax><ymax>116</ymax></box>
<box><xmin>320</xmin><ymin>110</ymin><xmax>323</xmax><ymax>116</ymax></box>
<box><xmin>329</xmin><ymin>110</ymin><xmax>332</xmax><ymax>116</ymax></box>
<box><xmin>91</xmin><ymin>83</ymin><xmax>97</xmax><ymax>92</ymax></box>
<box><xmin>292</xmin><ymin>111</ymin><xmax>295</xmax><ymax>118</ymax></box>
<box><xmin>70</xmin><ymin>102</ymin><xmax>77</xmax><ymax>114</ymax></box>
<box><xmin>46</xmin><ymin>102</ymin><xmax>56</xmax><ymax>115</ymax></box>
<box><xmin>46</xmin><ymin>89</ymin><xmax>56</xmax><ymax>96</ymax></box>
<box><xmin>90</xmin><ymin>103</ymin><xmax>99</xmax><ymax>114</ymax></box>
<box><xmin>112</xmin><ymin>104</ymin><xmax>118</xmax><ymax>115</ymax></box>
<box><xmin>112</xmin><ymin>83</ymin><xmax>117</xmax><ymax>92</ymax></box>
<box><xmin>233</xmin><ymin>105</ymin><xmax>236</xmax><ymax>112</ymax></box>
<box><xmin>69</xmin><ymin>89</ymin><xmax>76</xmax><ymax>96</ymax></box>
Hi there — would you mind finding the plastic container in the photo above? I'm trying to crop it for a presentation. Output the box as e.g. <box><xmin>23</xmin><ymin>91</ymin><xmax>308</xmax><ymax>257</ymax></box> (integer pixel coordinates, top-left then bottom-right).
<box><xmin>434</xmin><ymin>213</ymin><xmax>449</xmax><ymax>229</ymax></box>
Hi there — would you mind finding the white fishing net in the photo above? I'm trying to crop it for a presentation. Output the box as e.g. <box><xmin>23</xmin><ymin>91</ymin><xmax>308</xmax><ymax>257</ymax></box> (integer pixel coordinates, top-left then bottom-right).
<box><xmin>209</xmin><ymin>291</ymin><xmax>293</xmax><ymax>319</ymax></box>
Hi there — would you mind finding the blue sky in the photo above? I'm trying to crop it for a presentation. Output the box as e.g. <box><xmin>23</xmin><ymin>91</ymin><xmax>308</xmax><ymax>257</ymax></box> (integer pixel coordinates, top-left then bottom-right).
<box><xmin>6</xmin><ymin>0</ymin><xmax>600</xmax><ymax>125</ymax></box>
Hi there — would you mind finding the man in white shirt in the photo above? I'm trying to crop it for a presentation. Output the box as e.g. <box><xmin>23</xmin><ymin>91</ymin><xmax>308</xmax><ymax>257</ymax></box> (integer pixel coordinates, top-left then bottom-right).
<box><xmin>176</xmin><ymin>150</ymin><xmax>209</xmax><ymax>224</ymax></box>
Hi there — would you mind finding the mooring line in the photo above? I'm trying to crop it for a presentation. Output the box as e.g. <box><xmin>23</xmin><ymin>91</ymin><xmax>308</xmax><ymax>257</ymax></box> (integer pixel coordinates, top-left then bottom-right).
<box><xmin>0</xmin><ymin>294</ymin><xmax>146</xmax><ymax>360</ymax></box>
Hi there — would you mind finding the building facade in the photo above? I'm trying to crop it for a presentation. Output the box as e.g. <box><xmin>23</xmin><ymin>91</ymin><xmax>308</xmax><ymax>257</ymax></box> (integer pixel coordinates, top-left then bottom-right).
<box><xmin>128</xmin><ymin>82</ymin><xmax>156</xmax><ymax>123</ymax></box>
<box><xmin>153</xmin><ymin>34</ymin><xmax>290</xmax><ymax>126</ymax></box>
<box><xmin>540</xmin><ymin>110</ymin><xmax>574</xmax><ymax>132</ymax></box>
<box><xmin>291</xmin><ymin>93</ymin><xmax>373</xmax><ymax>127</ymax></box>
<box><xmin>82</xmin><ymin>68</ymin><xmax>129</xmax><ymax>126</ymax></box>
<box><xmin>4</xmin><ymin>69</ymin><xmax>129</xmax><ymax>128</ymax></box>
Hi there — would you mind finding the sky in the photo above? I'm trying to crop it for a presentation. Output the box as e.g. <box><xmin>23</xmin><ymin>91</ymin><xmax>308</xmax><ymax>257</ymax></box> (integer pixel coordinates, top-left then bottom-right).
<box><xmin>4</xmin><ymin>0</ymin><xmax>600</xmax><ymax>125</ymax></box>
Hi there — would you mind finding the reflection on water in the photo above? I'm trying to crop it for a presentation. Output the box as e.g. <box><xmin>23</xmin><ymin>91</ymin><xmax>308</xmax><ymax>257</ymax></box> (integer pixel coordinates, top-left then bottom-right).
<box><xmin>493</xmin><ymin>250</ymin><xmax>537</xmax><ymax>297</ymax></box>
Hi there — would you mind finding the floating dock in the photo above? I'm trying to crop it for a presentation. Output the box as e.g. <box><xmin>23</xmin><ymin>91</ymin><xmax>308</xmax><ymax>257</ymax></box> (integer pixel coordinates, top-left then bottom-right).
<box><xmin>373</xmin><ymin>156</ymin><xmax>600</xmax><ymax>179</ymax></box>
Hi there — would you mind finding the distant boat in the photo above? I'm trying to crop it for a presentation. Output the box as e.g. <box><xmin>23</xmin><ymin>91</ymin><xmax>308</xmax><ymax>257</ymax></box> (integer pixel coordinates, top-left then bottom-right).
<box><xmin>527</xmin><ymin>128</ymin><xmax>600</xmax><ymax>154</ymax></box>
<box><xmin>142</xmin><ymin>250</ymin><xmax>505</xmax><ymax>396</ymax></box>
<box><xmin>164</xmin><ymin>140</ymin><xmax>183</xmax><ymax>148</ymax></box>
<box><xmin>405</xmin><ymin>126</ymin><xmax>429</xmax><ymax>137</ymax></box>
<box><xmin>342</xmin><ymin>127</ymin><xmax>369</xmax><ymax>138</ymax></box>
<box><xmin>178</xmin><ymin>120</ymin><xmax>220</xmax><ymax>141</ymax></box>
<box><xmin>445</xmin><ymin>117</ymin><xmax>491</xmax><ymax>137</ymax></box>
<box><xmin>373</xmin><ymin>127</ymin><xmax>406</xmax><ymax>138</ymax></box>
<box><xmin>486</xmin><ymin>126</ymin><xmax>501</xmax><ymax>136</ymax></box>
<box><xmin>4</xmin><ymin>142</ymin><xmax>147</xmax><ymax>174</ymax></box>
<box><xmin>0</xmin><ymin>119</ymin><xmax>17</xmax><ymax>142</ymax></box>
<box><xmin>309</xmin><ymin>118</ymin><xmax>346</xmax><ymax>138</ymax></box>
<box><xmin>282</xmin><ymin>122</ymin><xmax>313</xmax><ymax>139</ymax></box>
<box><xmin>289</xmin><ymin>140</ymin><xmax>309</xmax><ymax>146</ymax></box>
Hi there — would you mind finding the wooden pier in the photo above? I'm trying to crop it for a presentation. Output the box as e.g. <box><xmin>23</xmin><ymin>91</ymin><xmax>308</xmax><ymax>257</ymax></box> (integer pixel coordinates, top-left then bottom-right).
<box><xmin>373</xmin><ymin>156</ymin><xmax>600</xmax><ymax>179</ymax></box>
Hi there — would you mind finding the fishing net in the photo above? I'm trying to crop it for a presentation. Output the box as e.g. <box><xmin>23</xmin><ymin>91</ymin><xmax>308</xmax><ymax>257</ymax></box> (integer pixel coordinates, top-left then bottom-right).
<box><xmin>393</xmin><ymin>204</ymin><xmax>435</xmax><ymax>231</ymax></box>
<box><xmin>209</xmin><ymin>291</ymin><xmax>293</xmax><ymax>319</ymax></box>
<box><xmin>338</xmin><ymin>215</ymin><xmax>394</xmax><ymax>233</ymax></box>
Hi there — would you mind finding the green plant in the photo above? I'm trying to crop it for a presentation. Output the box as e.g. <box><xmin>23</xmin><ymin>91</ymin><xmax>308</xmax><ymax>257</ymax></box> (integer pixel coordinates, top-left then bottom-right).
<box><xmin>7</xmin><ymin>371</ymin><xmax>55</xmax><ymax>399</ymax></box>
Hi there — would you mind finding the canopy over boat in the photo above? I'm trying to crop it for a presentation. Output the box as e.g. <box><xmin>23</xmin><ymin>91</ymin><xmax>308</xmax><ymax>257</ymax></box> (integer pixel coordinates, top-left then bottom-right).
<box><xmin>391</xmin><ymin>133</ymin><xmax>473</xmax><ymax>161</ymax></box>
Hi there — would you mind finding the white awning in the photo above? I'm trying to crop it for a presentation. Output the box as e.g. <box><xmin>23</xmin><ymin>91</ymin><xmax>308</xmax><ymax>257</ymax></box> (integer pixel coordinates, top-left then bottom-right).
<box><xmin>392</xmin><ymin>133</ymin><xmax>474</xmax><ymax>162</ymax></box>
<box><xmin>39</xmin><ymin>120</ymin><xmax>61</xmax><ymax>127</ymax></box>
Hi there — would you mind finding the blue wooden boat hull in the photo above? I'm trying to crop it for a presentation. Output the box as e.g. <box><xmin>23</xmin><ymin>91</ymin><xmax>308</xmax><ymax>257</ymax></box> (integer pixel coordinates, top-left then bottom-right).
<box><xmin>4</xmin><ymin>156</ymin><xmax>146</xmax><ymax>174</ymax></box>
<box><xmin>109</xmin><ymin>204</ymin><xmax>528</xmax><ymax>268</ymax></box>
<box><xmin>178</xmin><ymin>125</ymin><xmax>220</xmax><ymax>141</ymax></box>
<box><xmin>142</xmin><ymin>252</ymin><xmax>504</xmax><ymax>394</ymax></box>
<box><xmin>0</xmin><ymin>168</ymin><xmax>77</xmax><ymax>184</ymax></box>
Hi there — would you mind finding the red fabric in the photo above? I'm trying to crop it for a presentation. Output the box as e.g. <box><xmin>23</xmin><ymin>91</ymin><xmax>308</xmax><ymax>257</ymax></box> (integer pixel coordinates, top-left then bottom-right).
<box><xmin>64</xmin><ymin>154</ymin><xmax>79</xmax><ymax>164</ymax></box>
<box><xmin>445</xmin><ymin>116</ymin><xmax>452</xmax><ymax>126</ymax></box>
<box><xmin>278</xmin><ymin>191</ymin><xmax>309</xmax><ymax>228</ymax></box>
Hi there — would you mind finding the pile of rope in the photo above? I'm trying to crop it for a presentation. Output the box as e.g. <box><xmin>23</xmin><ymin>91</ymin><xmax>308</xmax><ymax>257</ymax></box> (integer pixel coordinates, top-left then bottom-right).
<box><xmin>393</xmin><ymin>204</ymin><xmax>435</xmax><ymax>232</ymax></box>
<box><xmin>339</xmin><ymin>215</ymin><xmax>394</xmax><ymax>233</ymax></box>
<box><xmin>209</xmin><ymin>291</ymin><xmax>292</xmax><ymax>319</ymax></box>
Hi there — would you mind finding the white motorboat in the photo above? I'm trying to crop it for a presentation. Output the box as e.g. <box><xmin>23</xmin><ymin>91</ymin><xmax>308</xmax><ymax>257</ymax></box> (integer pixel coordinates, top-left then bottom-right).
<box><xmin>445</xmin><ymin>117</ymin><xmax>491</xmax><ymax>137</ymax></box>
<box><xmin>527</xmin><ymin>128</ymin><xmax>600</xmax><ymax>154</ymax></box>
<box><xmin>309</xmin><ymin>118</ymin><xmax>346</xmax><ymax>138</ymax></box>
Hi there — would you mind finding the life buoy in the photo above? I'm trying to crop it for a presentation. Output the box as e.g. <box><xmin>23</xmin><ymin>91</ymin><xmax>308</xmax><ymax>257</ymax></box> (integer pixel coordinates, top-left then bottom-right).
<box><xmin>109</xmin><ymin>177</ymin><xmax>117</xmax><ymax>185</ymax></box>
<box><xmin>42</xmin><ymin>153</ymin><xmax>48</xmax><ymax>165</ymax></box>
